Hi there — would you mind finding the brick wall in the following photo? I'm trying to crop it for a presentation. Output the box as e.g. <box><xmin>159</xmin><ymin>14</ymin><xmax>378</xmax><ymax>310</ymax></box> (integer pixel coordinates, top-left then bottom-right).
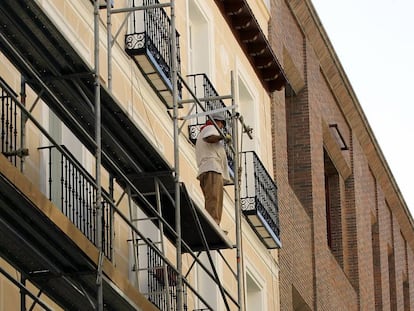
<box><xmin>270</xmin><ymin>0</ymin><xmax>414</xmax><ymax>310</ymax></box>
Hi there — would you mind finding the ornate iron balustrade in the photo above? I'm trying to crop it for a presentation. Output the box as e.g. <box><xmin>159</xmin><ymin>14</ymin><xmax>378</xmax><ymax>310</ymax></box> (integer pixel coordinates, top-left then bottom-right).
<box><xmin>240</xmin><ymin>151</ymin><xmax>281</xmax><ymax>248</ymax></box>
<box><xmin>125</xmin><ymin>0</ymin><xmax>182</xmax><ymax>101</ymax></box>
<box><xmin>147</xmin><ymin>243</ymin><xmax>188</xmax><ymax>311</ymax></box>
<box><xmin>187</xmin><ymin>73</ymin><xmax>234</xmax><ymax>172</ymax></box>
<box><xmin>1</xmin><ymin>77</ymin><xmax>21</xmax><ymax>166</ymax></box>
<box><xmin>38</xmin><ymin>145</ymin><xmax>113</xmax><ymax>260</ymax></box>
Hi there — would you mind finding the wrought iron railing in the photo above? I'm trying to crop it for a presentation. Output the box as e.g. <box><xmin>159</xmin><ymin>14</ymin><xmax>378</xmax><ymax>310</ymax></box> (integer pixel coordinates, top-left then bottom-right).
<box><xmin>187</xmin><ymin>74</ymin><xmax>231</xmax><ymax>142</ymax></box>
<box><xmin>125</xmin><ymin>0</ymin><xmax>182</xmax><ymax>97</ymax></box>
<box><xmin>240</xmin><ymin>151</ymin><xmax>280</xmax><ymax>247</ymax></box>
<box><xmin>1</xmin><ymin>77</ymin><xmax>20</xmax><ymax>166</ymax></box>
<box><xmin>1</xmin><ymin>76</ymin><xmax>113</xmax><ymax>260</ymax></box>
<box><xmin>187</xmin><ymin>73</ymin><xmax>234</xmax><ymax>171</ymax></box>
<box><xmin>38</xmin><ymin>145</ymin><xmax>113</xmax><ymax>260</ymax></box>
<box><xmin>147</xmin><ymin>243</ymin><xmax>188</xmax><ymax>311</ymax></box>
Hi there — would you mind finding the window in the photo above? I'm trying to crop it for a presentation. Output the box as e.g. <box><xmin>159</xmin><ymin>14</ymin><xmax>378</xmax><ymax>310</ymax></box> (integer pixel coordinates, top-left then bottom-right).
<box><xmin>403</xmin><ymin>237</ymin><xmax>410</xmax><ymax>311</ymax></box>
<box><xmin>128</xmin><ymin>204</ymin><xmax>165</xmax><ymax>291</ymax></box>
<box><xmin>238</xmin><ymin>76</ymin><xmax>257</xmax><ymax>152</ymax></box>
<box><xmin>41</xmin><ymin>107</ymin><xmax>86</xmax><ymax>210</ymax></box>
<box><xmin>371</xmin><ymin>219</ymin><xmax>382</xmax><ymax>309</ymax></box>
<box><xmin>188</xmin><ymin>1</ymin><xmax>210</xmax><ymax>75</ymax></box>
<box><xmin>292</xmin><ymin>286</ymin><xmax>311</xmax><ymax>311</ymax></box>
<box><xmin>196</xmin><ymin>253</ymin><xmax>219</xmax><ymax>310</ymax></box>
<box><xmin>246</xmin><ymin>272</ymin><xmax>264</xmax><ymax>311</ymax></box>
<box><xmin>187</xmin><ymin>1</ymin><xmax>212</xmax><ymax>135</ymax></box>
<box><xmin>403</xmin><ymin>280</ymin><xmax>410</xmax><ymax>311</ymax></box>
<box><xmin>324</xmin><ymin>150</ymin><xmax>343</xmax><ymax>265</ymax></box>
<box><xmin>388</xmin><ymin>246</ymin><xmax>397</xmax><ymax>311</ymax></box>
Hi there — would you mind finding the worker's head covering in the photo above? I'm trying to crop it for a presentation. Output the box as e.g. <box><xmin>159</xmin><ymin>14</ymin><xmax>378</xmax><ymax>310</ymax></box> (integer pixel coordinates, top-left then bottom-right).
<box><xmin>211</xmin><ymin>112</ymin><xmax>226</xmax><ymax>125</ymax></box>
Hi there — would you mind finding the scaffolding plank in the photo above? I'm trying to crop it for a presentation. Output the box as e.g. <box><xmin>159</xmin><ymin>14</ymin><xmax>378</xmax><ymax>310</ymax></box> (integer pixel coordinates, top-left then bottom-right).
<box><xmin>130</xmin><ymin>173</ymin><xmax>233</xmax><ymax>252</ymax></box>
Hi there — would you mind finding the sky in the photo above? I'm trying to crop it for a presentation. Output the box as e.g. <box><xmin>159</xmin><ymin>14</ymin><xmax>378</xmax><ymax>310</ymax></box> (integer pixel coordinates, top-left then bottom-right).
<box><xmin>311</xmin><ymin>0</ymin><xmax>414</xmax><ymax>216</ymax></box>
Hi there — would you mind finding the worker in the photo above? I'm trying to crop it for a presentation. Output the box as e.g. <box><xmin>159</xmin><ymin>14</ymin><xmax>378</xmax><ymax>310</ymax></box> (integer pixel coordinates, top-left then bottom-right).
<box><xmin>195</xmin><ymin>113</ymin><xmax>231</xmax><ymax>226</ymax></box>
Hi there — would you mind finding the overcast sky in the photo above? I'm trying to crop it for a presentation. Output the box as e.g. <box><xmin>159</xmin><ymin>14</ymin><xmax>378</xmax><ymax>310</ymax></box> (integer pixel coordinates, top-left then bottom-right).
<box><xmin>311</xmin><ymin>0</ymin><xmax>414</xmax><ymax>216</ymax></box>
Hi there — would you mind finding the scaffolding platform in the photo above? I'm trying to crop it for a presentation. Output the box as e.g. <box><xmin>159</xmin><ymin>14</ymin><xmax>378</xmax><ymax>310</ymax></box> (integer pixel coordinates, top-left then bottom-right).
<box><xmin>130</xmin><ymin>173</ymin><xmax>233</xmax><ymax>252</ymax></box>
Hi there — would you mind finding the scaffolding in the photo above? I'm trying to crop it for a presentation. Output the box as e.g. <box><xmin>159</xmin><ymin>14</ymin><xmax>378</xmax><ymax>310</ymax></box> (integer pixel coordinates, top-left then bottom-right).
<box><xmin>99</xmin><ymin>1</ymin><xmax>246</xmax><ymax>310</ymax></box>
<box><xmin>0</xmin><ymin>0</ymin><xmax>283</xmax><ymax>310</ymax></box>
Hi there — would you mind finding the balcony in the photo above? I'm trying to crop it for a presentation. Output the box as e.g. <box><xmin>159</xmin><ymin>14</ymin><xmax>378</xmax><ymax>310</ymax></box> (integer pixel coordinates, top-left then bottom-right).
<box><xmin>1</xmin><ymin>78</ymin><xmax>111</xmax><ymax>261</ymax></box>
<box><xmin>240</xmin><ymin>151</ymin><xmax>281</xmax><ymax>248</ymax></box>
<box><xmin>38</xmin><ymin>145</ymin><xmax>114</xmax><ymax>260</ymax></box>
<box><xmin>125</xmin><ymin>0</ymin><xmax>182</xmax><ymax>108</ymax></box>
<box><xmin>187</xmin><ymin>73</ymin><xmax>235</xmax><ymax>175</ymax></box>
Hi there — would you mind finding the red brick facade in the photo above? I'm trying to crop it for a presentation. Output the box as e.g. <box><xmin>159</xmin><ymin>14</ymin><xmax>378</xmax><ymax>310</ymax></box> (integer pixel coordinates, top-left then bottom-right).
<box><xmin>270</xmin><ymin>1</ymin><xmax>414</xmax><ymax>310</ymax></box>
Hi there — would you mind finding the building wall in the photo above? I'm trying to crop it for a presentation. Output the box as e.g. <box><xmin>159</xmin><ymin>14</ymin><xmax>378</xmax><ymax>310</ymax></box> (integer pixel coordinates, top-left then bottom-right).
<box><xmin>271</xmin><ymin>0</ymin><xmax>414</xmax><ymax>310</ymax></box>
<box><xmin>0</xmin><ymin>0</ymin><xmax>280</xmax><ymax>310</ymax></box>
<box><xmin>3</xmin><ymin>0</ymin><xmax>413</xmax><ymax>310</ymax></box>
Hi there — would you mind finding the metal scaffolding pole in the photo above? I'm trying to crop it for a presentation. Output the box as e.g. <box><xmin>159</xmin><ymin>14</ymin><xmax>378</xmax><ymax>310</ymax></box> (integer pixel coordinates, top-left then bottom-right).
<box><xmin>232</xmin><ymin>72</ymin><xmax>245</xmax><ymax>311</ymax></box>
<box><xmin>170</xmin><ymin>0</ymin><xmax>184</xmax><ymax>309</ymax></box>
<box><xmin>20</xmin><ymin>76</ymin><xmax>26</xmax><ymax>173</ymax></box>
<box><xmin>107</xmin><ymin>0</ymin><xmax>113</xmax><ymax>91</ymax></box>
<box><xmin>0</xmin><ymin>267</ymin><xmax>52</xmax><ymax>311</ymax></box>
<box><xmin>94</xmin><ymin>1</ymin><xmax>104</xmax><ymax>310</ymax></box>
<box><xmin>20</xmin><ymin>274</ymin><xmax>26</xmax><ymax>311</ymax></box>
